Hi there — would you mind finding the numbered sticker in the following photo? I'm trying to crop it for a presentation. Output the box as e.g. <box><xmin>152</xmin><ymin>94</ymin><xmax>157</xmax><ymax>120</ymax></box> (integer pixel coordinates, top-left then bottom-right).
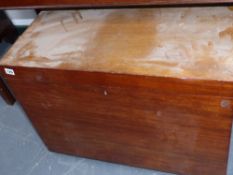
<box><xmin>4</xmin><ymin>68</ymin><xmax>15</xmax><ymax>76</ymax></box>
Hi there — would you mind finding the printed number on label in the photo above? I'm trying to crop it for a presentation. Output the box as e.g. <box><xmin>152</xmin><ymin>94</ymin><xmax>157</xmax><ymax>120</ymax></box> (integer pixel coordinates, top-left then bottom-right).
<box><xmin>4</xmin><ymin>68</ymin><xmax>15</xmax><ymax>75</ymax></box>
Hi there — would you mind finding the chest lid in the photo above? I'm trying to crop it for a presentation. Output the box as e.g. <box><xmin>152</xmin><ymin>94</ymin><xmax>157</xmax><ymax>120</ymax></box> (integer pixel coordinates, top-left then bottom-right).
<box><xmin>1</xmin><ymin>7</ymin><xmax>233</xmax><ymax>81</ymax></box>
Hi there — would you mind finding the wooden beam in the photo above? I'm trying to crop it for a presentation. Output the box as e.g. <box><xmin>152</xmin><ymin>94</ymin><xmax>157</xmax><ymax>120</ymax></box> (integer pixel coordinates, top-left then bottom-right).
<box><xmin>0</xmin><ymin>0</ymin><xmax>233</xmax><ymax>9</ymax></box>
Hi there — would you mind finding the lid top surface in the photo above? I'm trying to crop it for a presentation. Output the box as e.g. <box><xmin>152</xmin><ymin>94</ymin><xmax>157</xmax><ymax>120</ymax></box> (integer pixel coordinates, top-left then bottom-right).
<box><xmin>2</xmin><ymin>7</ymin><xmax>233</xmax><ymax>81</ymax></box>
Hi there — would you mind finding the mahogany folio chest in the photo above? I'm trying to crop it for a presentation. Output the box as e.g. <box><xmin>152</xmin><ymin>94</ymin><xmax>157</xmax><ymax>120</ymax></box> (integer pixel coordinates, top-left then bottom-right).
<box><xmin>1</xmin><ymin>7</ymin><xmax>233</xmax><ymax>175</ymax></box>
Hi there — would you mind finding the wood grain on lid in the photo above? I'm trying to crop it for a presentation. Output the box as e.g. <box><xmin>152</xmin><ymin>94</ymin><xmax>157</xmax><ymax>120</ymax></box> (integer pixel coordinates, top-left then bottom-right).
<box><xmin>1</xmin><ymin>7</ymin><xmax>233</xmax><ymax>81</ymax></box>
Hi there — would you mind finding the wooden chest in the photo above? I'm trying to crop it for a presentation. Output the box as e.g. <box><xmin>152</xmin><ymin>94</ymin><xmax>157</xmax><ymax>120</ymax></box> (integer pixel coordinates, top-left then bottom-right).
<box><xmin>1</xmin><ymin>7</ymin><xmax>233</xmax><ymax>175</ymax></box>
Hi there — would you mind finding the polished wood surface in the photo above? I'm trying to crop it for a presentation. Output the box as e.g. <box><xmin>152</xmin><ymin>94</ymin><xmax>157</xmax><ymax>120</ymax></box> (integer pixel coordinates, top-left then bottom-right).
<box><xmin>0</xmin><ymin>66</ymin><xmax>232</xmax><ymax>175</ymax></box>
<box><xmin>0</xmin><ymin>0</ymin><xmax>233</xmax><ymax>9</ymax></box>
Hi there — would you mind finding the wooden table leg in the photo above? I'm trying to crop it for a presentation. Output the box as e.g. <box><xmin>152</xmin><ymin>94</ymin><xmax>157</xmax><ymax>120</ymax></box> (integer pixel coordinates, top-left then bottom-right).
<box><xmin>0</xmin><ymin>11</ymin><xmax>17</xmax><ymax>105</ymax></box>
<box><xmin>0</xmin><ymin>76</ymin><xmax>15</xmax><ymax>105</ymax></box>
